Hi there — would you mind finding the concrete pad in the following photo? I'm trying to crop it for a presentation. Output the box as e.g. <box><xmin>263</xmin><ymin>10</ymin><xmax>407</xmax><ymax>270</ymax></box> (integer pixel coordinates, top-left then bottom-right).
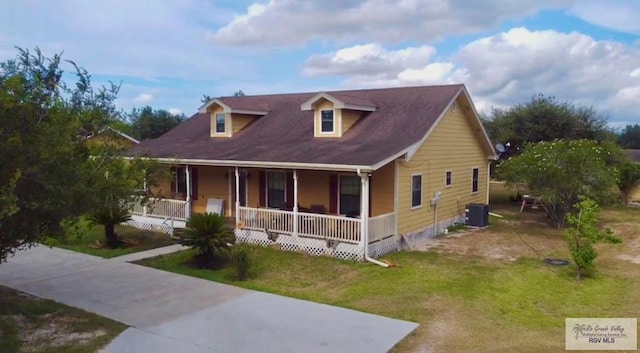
<box><xmin>134</xmin><ymin>291</ymin><xmax>419</xmax><ymax>353</ymax></box>
<box><xmin>0</xmin><ymin>246</ymin><xmax>247</xmax><ymax>327</ymax></box>
<box><xmin>2</xmin><ymin>246</ymin><xmax>419</xmax><ymax>353</ymax></box>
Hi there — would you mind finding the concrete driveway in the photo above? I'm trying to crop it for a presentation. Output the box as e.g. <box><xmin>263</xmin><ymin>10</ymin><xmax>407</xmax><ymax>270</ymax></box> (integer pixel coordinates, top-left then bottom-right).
<box><xmin>0</xmin><ymin>246</ymin><xmax>418</xmax><ymax>353</ymax></box>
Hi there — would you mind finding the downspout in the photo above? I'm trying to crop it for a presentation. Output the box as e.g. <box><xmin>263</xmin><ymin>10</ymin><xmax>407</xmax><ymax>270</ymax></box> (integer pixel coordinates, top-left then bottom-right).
<box><xmin>357</xmin><ymin>168</ymin><xmax>389</xmax><ymax>268</ymax></box>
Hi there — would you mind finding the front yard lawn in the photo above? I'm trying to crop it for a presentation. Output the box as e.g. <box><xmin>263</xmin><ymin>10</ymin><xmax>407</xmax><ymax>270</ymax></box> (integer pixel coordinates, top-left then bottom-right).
<box><xmin>45</xmin><ymin>219</ymin><xmax>178</xmax><ymax>258</ymax></box>
<box><xmin>0</xmin><ymin>286</ymin><xmax>126</xmax><ymax>353</ymax></box>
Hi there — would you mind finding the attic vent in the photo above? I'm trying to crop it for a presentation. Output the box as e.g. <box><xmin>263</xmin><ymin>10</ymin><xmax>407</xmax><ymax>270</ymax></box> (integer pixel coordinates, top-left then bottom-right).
<box><xmin>451</xmin><ymin>101</ymin><xmax>457</xmax><ymax>112</ymax></box>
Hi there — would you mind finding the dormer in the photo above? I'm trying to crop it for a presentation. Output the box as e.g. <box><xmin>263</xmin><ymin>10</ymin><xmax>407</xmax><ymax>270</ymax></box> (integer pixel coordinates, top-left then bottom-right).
<box><xmin>198</xmin><ymin>98</ymin><xmax>268</xmax><ymax>138</ymax></box>
<box><xmin>301</xmin><ymin>93</ymin><xmax>376</xmax><ymax>138</ymax></box>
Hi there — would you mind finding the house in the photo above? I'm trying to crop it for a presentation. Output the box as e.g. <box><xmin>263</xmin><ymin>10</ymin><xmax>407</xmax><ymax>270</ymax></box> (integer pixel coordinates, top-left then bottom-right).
<box><xmin>126</xmin><ymin>84</ymin><xmax>497</xmax><ymax>261</ymax></box>
<box><xmin>624</xmin><ymin>149</ymin><xmax>640</xmax><ymax>203</ymax></box>
<box><xmin>87</xmin><ymin>126</ymin><xmax>140</xmax><ymax>149</ymax></box>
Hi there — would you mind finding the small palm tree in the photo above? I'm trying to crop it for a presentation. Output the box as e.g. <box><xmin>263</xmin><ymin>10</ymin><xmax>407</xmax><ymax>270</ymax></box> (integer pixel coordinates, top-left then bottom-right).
<box><xmin>180</xmin><ymin>213</ymin><xmax>235</xmax><ymax>267</ymax></box>
<box><xmin>87</xmin><ymin>206</ymin><xmax>131</xmax><ymax>248</ymax></box>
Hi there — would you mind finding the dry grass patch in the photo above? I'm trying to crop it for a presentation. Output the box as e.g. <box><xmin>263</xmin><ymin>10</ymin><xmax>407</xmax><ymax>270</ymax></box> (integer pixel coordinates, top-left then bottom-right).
<box><xmin>0</xmin><ymin>286</ymin><xmax>125</xmax><ymax>353</ymax></box>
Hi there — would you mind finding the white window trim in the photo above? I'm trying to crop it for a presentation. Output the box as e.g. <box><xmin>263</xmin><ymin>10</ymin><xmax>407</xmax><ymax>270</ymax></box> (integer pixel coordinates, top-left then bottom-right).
<box><xmin>265</xmin><ymin>170</ymin><xmax>287</xmax><ymax>209</ymax></box>
<box><xmin>337</xmin><ymin>174</ymin><xmax>361</xmax><ymax>216</ymax></box>
<box><xmin>214</xmin><ymin>112</ymin><xmax>227</xmax><ymax>135</ymax></box>
<box><xmin>411</xmin><ymin>173</ymin><xmax>423</xmax><ymax>209</ymax></box>
<box><xmin>445</xmin><ymin>170</ymin><xmax>452</xmax><ymax>188</ymax></box>
<box><xmin>320</xmin><ymin>109</ymin><xmax>336</xmax><ymax>134</ymax></box>
<box><xmin>471</xmin><ymin>167</ymin><xmax>479</xmax><ymax>194</ymax></box>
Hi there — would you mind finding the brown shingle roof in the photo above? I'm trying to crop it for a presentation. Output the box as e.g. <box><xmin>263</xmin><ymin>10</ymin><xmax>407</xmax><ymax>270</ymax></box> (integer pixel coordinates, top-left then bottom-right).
<box><xmin>129</xmin><ymin>84</ymin><xmax>468</xmax><ymax>167</ymax></box>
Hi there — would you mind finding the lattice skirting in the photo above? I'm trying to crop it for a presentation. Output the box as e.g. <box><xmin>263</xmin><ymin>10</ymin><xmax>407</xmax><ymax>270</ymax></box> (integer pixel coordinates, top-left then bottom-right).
<box><xmin>235</xmin><ymin>229</ymin><xmax>365</xmax><ymax>261</ymax></box>
<box><xmin>398</xmin><ymin>213</ymin><xmax>466</xmax><ymax>250</ymax></box>
<box><xmin>368</xmin><ymin>236</ymin><xmax>400</xmax><ymax>258</ymax></box>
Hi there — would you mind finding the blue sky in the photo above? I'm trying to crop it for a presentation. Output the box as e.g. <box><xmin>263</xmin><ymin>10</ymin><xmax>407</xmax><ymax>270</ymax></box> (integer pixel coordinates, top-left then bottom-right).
<box><xmin>2</xmin><ymin>0</ymin><xmax>639</xmax><ymax>127</ymax></box>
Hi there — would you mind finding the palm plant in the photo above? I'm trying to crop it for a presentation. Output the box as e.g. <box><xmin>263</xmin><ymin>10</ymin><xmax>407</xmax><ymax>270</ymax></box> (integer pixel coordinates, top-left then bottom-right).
<box><xmin>180</xmin><ymin>213</ymin><xmax>235</xmax><ymax>267</ymax></box>
<box><xmin>87</xmin><ymin>206</ymin><xmax>131</xmax><ymax>248</ymax></box>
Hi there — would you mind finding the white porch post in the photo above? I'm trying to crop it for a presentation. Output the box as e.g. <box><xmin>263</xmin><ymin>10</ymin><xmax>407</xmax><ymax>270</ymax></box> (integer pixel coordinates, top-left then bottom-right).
<box><xmin>142</xmin><ymin>179</ymin><xmax>148</xmax><ymax>216</ymax></box>
<box><xmin>360</xmin><ymin>172</ymin><xmax>370</xmax><ymax>257</ymax></box>
<box><xmin>235</xmin><ymin>167</ymin><xmax>240</xmax><ymax>227</ymax></box>
<box><xmin>293</xmin><ymin>169</ymin><xmax>299</xmax><ymax>238</ymax></box>
<box><xmin>228</xmin><ymin>168</ymin><xmax>233</xmax><ymax>216</ymax></box>
<box><xmin>185</xmin><ymin>165</ymin><xmax>191</xmax><ymax>219</ymax></box>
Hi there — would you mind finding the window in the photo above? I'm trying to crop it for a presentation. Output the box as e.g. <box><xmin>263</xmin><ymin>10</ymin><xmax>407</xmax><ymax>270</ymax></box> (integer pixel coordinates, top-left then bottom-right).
<box><xmin>321</xmin><ymin>110</ymin><xmax>334</xmax><ymax>133</ymax></box>
<box><xmin>411</xmin><ymin>174</ymin><xmax>422</xmax><ymax>208</ymax></box>
<box><xmin>445</xmin><ymin>171</ymin><xmax>452</xmax><ymax>187</ymax></box>
<box><xmin>267</xmin><ymin>172</ymin><xmax>286</xmax><ymax>209</ymax></box>
<box><xmin>175</xmin><ymin>167</ymin><xmax>187</xmax><ymax>194</ymax></box>
<box><xmin>339</xmin><ymin>176</ymin><xmax>360</xmax><ymax>217</ymax></box>
<box><xmin>215</xmin><ymin>113</ymin><xmax>225</xmax><ymax>133</ymax></box>
<box><xmin>472</xmin><ymin>168</ymin><xmax>479</xmax><ymax>193</ymax></box>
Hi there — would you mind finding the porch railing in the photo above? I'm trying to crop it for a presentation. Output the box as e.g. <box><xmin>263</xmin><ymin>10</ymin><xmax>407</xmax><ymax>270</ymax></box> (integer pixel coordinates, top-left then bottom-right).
<box><xmin>298</xmin><ymin>212</ymin><xmax>361</xmax><ymax>243</ymax></box>
<box><xmin>238</xmin><ymin>207</ymin><xmax>362</xmax><ymax>244</ymax></box>
<box><xmin>131</xmin><ymin>198</ymin><xmax>188</xmax><ymax>221</ymax></box>
<box><xmin>368</xmin><ymin>212</ymin><xmax>396</xmax><ymax>243</ymax></box>
<box><xmin>238</xmin><ymin>207</ymin><xmax>294</xmax><ymax>234</ymax></box>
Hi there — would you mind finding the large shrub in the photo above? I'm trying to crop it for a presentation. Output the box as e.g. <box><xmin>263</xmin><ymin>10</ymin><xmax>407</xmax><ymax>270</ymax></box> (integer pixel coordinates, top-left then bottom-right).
<box><xmin>498</xmin><ymin>139</ymin><xmax>620</xmax><ymax>228</ymax></box>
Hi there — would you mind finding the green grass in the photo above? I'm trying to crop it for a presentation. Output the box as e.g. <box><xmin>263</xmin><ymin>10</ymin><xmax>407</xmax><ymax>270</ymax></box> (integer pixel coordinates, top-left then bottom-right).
<box><xmin>140</xmin><ymin>246</ymin><xmax>640</xmax><ymax>352</ymax></box>
<box><xmin>0</xmin><ymin>286</ymin><xmax>126</xmax><ymax>353</ymax></box>
<box><xmin>45</xmin><ymin>219</ymin><xmax>177</xmax><ymax>258</ymax></box>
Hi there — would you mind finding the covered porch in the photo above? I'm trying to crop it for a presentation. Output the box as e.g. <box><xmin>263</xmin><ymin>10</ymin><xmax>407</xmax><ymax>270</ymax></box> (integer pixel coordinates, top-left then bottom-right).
<box><xmin>131</xmin><ymin>163</ymin><xmax>399</xmax><ymax>259</ymax></box>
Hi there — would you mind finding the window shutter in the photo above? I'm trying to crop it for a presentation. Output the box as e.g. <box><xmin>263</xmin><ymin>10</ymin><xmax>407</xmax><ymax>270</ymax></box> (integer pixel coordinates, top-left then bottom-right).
<box><xmin>329</xmin><ymin>175</ymin><xmax>338</xmax><ymax>214</ymax></box>
<box><xmin>368</xmin><ymin>175</ymin><xmax>372</xmax><ymax>216</ymax></box>
<box><xmin>191</xmin><ymin>167</ymin><xmax>198</xmax><ymax>201</ymax></box>
<box><xmin>170</xmin><ymin>166</ymin><xmax>176</xmax><ymax>195</ymax></box>
<box><xmin>258</xmin><ymin>171</ymin><xmax>266</xmax><ymax>207</ymax></box>
<box><xmin>286</xmin><ymin>171</ymin><xmax>294</xmax><ymax>210</ymax></box>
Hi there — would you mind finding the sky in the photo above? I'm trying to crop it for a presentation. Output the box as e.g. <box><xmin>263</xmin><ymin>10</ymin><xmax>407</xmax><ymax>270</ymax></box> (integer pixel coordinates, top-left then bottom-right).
<box><xmin>1</xmin><ymin>0</ymin><xmax>639</xmax><ymax>127</ymax></box>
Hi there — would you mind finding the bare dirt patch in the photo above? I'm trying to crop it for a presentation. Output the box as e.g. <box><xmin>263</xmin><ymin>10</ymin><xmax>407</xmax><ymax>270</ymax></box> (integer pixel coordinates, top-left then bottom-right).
<box><xmin>413</xmin><ymin>227</ymin><xmax>566</xmax><ymax>263</ymax></box>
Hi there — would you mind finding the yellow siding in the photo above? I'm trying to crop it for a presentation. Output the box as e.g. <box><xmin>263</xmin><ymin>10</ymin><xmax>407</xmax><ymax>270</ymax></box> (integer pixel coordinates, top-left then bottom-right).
<box><xmin>341</xmin><ymin>109</ymin><xmax>361</xmax><ymax>135</ymax></box>
<box><xmin>629</xmin><ymin>185</ymin><xmax>640</xmax><ymax>202</ymax></box>
<box><xmin>397</xmin><ymin>96</ymin><xmax>489</xmax><ymax>235</ymax></box>
<box><xmin>191</xmin><ymin>166</ymin><xmax>230</xmax><ymax>214</ymax></box>
<box><xmin>297</xmin><ymin>170</ymin><xmax>331</xmax><ymax>209</ymax></box>
<box><xmin>371</xmin><ymin>162</ymin><xmax>395</xmax><ymax>216</ymax></box>
<box><xmin>231</xmin><ymin>113</ymin><xmax>255</xmax><ymax>135</ymax></box>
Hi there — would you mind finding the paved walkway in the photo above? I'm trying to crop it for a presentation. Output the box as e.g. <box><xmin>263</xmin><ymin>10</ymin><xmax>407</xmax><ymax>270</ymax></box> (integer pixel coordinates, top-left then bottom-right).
<box><xmin>0</xmin><ymin>245</ymin><xmax>418</xmax><ymax>353</ymax></box>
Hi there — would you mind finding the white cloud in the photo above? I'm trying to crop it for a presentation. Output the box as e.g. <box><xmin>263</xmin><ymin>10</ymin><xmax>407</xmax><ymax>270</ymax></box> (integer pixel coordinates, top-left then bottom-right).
<box><xmin>133</xmin><ymin>93</ymin><xmax>154</xmax><ymax>104</ymax></box>
<box><xmin>303</xmin><ymin>44</ymin><xmax>436</xmax><ymax>77</ymax></box>
<box><xmin>570</xmin><ymin>0</ymin><xmax>640</xmax><ymax>35</ymax></box>
<box><xmin>210</xmin><ymin>0</ymin><xmax>574</xmax><ymax>46</ymax></box>
<box><xmin>168</xmin><ymin>108</ymin><xmax>183</xmax><ymax>116</ymax></box>
<box><xmin>302</xmin><ymin>28</ymin><xmax>640</xmax><ymax>123</ymax></box>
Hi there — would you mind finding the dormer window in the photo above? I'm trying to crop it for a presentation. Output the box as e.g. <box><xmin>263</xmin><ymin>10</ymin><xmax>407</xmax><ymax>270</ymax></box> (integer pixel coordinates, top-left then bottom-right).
<box><xmin>321</xmin><ymin>110</ymin><xmax>334</xmax><ymax>133</ymax></box>
<box><xmin>215</xmin><ymin>113</ymin><xmax>226</xmax><ymax>133</ymax></box>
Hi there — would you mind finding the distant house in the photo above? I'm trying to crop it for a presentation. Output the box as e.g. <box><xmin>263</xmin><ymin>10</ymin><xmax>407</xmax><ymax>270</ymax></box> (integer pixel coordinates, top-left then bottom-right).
<box><xmin>127</xmin><ymin>84</ymin><xmax>497</xmax><ymax>260</ymax></box>
<box><xmin>624</xmin><ymin>149</ymin><xmax>640</xmax><ymax>202</ymax></box>
<box><xmin>86</xmin><ymin>127</ymin><xmax>140</xmax><ymax>149</ymax></box>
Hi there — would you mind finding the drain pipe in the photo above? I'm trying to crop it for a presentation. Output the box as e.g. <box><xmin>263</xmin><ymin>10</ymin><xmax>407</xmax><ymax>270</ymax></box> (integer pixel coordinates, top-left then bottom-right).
<box><xmin>357</xmin><ymin>168</ymin><xmax>389</xmax><ymax>268</ymax></box>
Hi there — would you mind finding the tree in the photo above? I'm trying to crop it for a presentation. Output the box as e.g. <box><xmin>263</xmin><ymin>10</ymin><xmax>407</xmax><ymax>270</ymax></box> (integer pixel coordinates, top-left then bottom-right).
<box><xmin>180</xmin><ymin>213</ymin><xmax>235</xmax><ymax>268</ymax></box>
<box><xmin>483</xmin><ymin>94</ymin><xmax>613</xmax><ymax>156</ymax></box>
<box><xmin>618</xmin><ymin>124</ymin><xmax>640</xmax><ymax>149</ymax></box>
<box><xmin>0</xmin><ymin>47</ymin><xmax>119</xmax><ymax>262</ymax></box>
<box><xmin>129</xmin><ymin>106</ymin><xmax>184</xmax><ymax>140</ymax></box>
<box><xmin>617</xmin><ymin>161</ymin><xmax>640</xmax><ymax>203</ymax></box>
<box><xmin>201</xmin><ymin>94</ymin><xmax>212</xmax><ymax>104</ymax></box>
<box><xmin>497</xmin><ymin>140</ymin><xmax>620</xmax><ymax>228</ymax></box>
<box><xmin>565</xmin><ymin>198</ymin><xmax>620</xmax><ymax>280</ymax></box>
